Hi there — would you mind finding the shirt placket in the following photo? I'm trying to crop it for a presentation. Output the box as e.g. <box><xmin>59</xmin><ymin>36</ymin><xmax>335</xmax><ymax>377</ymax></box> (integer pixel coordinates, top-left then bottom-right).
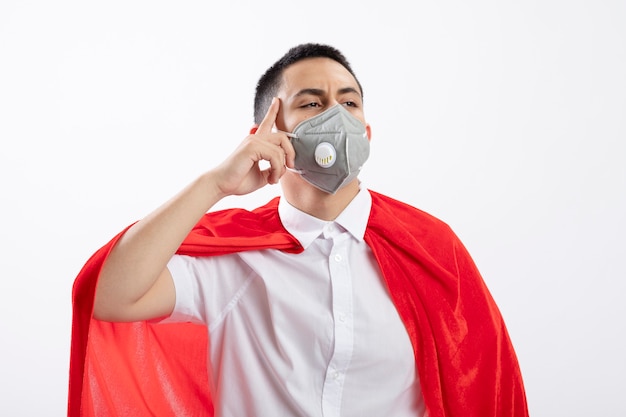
<box><xmin>321</xmin><ymin>225</ymin><xmax>354</xmax><ymax>417</ymax></box>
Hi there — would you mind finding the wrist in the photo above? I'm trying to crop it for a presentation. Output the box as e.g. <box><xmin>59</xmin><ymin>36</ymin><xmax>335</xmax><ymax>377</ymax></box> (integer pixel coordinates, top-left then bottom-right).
<box><xmin>198</xmin><ymin>170</ymin><xmax>229</xmax><ymax>204</ymax></box>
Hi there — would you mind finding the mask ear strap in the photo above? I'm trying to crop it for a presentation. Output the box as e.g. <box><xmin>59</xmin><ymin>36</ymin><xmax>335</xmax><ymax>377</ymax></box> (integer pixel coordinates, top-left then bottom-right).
<box><xmin>272</xmin><ymin>129</ymin><xmax>298</xmax><ymax>139</ymax></box>
<box><xmin>286</xmin><ymin>167</ymin><xmax>305</xmax><ymax>174</ymax></box>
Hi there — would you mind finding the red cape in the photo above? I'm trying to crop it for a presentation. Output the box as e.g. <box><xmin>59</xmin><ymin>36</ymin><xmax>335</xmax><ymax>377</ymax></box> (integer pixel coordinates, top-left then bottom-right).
<box><xmin>69</xmin><ymin>190</ymin><xmax>528</xmax><ymax>416</ymax></box>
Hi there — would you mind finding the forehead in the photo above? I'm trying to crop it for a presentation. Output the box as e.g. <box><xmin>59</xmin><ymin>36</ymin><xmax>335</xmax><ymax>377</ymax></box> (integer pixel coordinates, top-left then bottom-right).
<box><xmin>279</xmin><ymin>57</ymin><xmax>361</xmax><ymax>97</ymax></box>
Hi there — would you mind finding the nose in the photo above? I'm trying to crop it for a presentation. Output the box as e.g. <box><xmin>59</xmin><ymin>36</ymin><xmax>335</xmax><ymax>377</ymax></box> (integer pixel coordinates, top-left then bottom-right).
<box><xmin>329</xmin><ymin>100</ymin><xmax>343</xmax><ymax>108</ymax></box>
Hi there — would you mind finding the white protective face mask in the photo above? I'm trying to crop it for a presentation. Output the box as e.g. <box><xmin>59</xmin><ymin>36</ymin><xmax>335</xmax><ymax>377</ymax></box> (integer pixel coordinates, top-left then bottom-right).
<box><xmin>285</xmin><ymin>104</ymin><xmax>370</xmax><ymax>194</ymax></box>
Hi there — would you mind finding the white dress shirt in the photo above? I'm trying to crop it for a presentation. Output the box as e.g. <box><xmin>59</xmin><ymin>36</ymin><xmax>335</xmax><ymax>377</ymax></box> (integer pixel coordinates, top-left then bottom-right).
<box><xmin>165</xmin><ymin>188</ymin><xmax>427</xmax><ymax>417</ymax></box>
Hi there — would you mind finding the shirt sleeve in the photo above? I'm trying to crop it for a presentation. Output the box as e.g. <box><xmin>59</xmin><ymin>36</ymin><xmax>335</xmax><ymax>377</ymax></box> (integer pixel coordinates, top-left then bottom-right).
<box><xmin>160</xmin><ymin>252</ymin><xmax>254</xmax><ymax>327</ymax></box>
<box><xmin>161</xmin><ymin>254</ymin><xmax>209</xmax><ymax>325</ymax></box>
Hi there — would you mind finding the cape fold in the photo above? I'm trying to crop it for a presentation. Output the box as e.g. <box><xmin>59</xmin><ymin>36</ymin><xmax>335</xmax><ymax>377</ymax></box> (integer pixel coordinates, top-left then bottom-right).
<box><xmin>68</xmin><ymin>191</ymin><xmax>528</xmax><ymax>416</ymax></box>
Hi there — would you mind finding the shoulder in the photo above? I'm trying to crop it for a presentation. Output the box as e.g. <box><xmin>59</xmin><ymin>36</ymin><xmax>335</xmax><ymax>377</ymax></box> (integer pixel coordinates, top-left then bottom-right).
<box><xmin>367</xmin><ymin>190</ymin><xmax>454</xmax><ymax>237</ymax></box>
<box><xmin>193</xmin><ymin>197</ymin><xmax>282</xmax><ymax>236</ymax></box>
<box><xmin>179</xmin><ymin>197</ymin><xmax>302</xmax><ymax>256</ymax></box>
<box><xmin>365</xmin><ymin>190</ymin><xmax>470</xmax><ymax>275</ymax></box>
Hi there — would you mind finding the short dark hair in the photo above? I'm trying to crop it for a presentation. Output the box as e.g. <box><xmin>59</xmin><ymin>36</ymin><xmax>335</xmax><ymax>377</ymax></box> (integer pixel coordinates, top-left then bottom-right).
<box><xmin>253</xmin><ymin>43</ymin><xmax>364</xmax><ymax>124</ymax></box>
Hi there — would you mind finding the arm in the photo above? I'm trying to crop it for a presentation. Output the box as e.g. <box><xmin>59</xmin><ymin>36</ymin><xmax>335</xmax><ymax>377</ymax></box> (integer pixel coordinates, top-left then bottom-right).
<box><xmin>93</xmin><ymin>98</ymin><xmax>295</xmax><ymax>322</ymax></box>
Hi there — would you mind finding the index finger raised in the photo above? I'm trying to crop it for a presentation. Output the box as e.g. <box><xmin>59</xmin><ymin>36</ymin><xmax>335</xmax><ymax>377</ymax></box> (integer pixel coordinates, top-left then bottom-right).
<box><xmin>256</xmin><ymin>97</ymin><xmax>280</xmax><ymax>134</ymax></box>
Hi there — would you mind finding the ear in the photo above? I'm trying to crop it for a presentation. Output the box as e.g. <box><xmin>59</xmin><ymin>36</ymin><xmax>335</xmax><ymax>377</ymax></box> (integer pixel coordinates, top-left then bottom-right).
<box><xmin>365</xmin><ymin>123</ymin><xmax>372</xmax><ymax>141</ymax></box>
<box><xmin>249</xmin><ymin>125</ymin><xmax>259</xmax><ymax>134</ymax></box>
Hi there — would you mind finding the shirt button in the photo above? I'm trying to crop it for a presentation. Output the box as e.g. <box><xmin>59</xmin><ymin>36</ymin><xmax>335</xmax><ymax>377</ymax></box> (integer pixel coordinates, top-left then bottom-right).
<box><xmin>332</xmin><ymin>370</ymin><xmax>340</xmax><ymax>380</ymax></box>
<box><xmin>338</xmin><ymin>313</ymin><xmax>347</xmax><ymax>322</ymax></box>
<box><xmin>334</xmin><ymin>254</ymin><xmax>342</xmax><ymax>262</ymax></box>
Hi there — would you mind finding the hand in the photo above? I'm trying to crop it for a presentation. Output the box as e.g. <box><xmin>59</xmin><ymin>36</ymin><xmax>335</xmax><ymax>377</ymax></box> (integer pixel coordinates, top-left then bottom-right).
<box><xmin>212</xmin><ymin>98</ymin><xmax>296</xmax><ymax>197</ymax></box>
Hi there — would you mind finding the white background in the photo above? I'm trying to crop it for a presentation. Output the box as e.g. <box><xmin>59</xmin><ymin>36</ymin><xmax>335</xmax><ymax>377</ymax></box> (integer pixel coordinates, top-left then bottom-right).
<box><xmin>1</xmin><ymin>1</ymin><xmax>624</xmax><ymax>415</ymax></box>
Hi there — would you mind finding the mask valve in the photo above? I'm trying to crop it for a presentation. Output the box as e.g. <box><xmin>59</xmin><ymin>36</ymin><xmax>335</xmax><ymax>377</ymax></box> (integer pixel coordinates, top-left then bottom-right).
<box><xmin>314</xmin><ymin>142</ymin><xmax>336</xmax><ymax>168</ymax></box>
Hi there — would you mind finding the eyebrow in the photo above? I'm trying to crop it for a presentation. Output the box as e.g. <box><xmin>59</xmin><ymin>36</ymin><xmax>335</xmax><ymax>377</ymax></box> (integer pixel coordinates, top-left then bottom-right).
<box><xmin>294</xmin><ymin>87</ymin><xmax>362</xmax><ymax>98</ymax></box>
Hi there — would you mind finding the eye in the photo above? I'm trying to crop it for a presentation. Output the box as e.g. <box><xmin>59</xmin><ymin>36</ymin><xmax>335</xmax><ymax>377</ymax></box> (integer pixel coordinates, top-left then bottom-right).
<box><xmin>343</xmin><ymin>101</ymin><xmax>358</xmax><ymax>107</ymax></box>
<box><xmin>302</xmin><ymin>102</ymin><xmax>322</xmax><ymax>108</ymax></box>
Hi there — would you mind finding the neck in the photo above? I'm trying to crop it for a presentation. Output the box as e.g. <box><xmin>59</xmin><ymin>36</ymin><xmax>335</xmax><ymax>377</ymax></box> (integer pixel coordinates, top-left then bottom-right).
<box><xmin>280</xmin><ymin>176</ymin><xmax>360</xmax><ymax>221</ymax></box>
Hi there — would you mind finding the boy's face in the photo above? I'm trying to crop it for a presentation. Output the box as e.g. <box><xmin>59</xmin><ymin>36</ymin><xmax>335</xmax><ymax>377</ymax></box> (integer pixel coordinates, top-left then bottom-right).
<box><xmin>275</xmin><ymin>57</ymin><xmax>369</xmax><ymax>136</ymax></box>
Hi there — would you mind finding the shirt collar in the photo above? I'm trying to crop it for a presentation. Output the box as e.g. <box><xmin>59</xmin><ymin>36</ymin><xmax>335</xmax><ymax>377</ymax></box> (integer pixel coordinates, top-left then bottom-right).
<box><xmin>278</xmin><ymin>186</ymin><xmax>372</xmax><ymax>249</ymax></box>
